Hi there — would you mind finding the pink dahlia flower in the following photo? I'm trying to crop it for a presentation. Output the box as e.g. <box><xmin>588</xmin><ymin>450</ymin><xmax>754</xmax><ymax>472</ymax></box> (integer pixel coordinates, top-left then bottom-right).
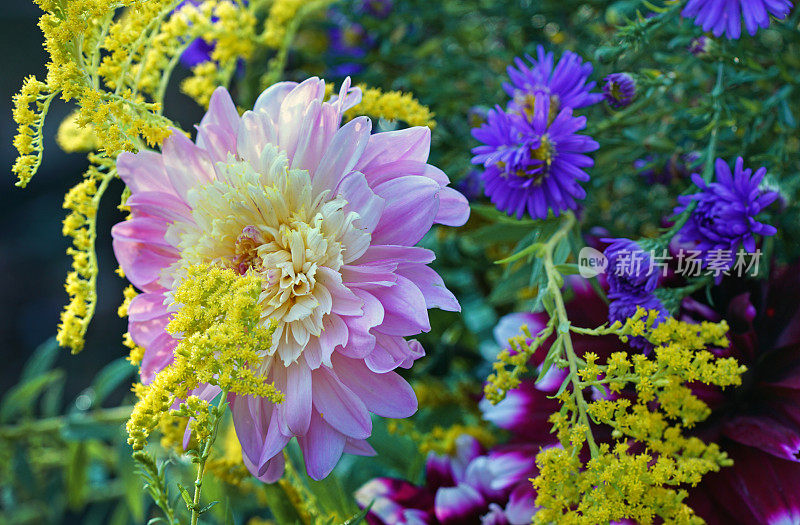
<box><xmin>112</xmin><ymin>77</ymin><xmax>469</xmax><ymax>480</ymax></box>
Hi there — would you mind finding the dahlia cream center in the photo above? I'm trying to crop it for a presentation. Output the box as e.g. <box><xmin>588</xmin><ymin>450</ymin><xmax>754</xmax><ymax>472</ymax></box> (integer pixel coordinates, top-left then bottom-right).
<box><xmin>165</xmin><ymin>145</ymin><xmax>363</xmax><ymax>364</ymax></box>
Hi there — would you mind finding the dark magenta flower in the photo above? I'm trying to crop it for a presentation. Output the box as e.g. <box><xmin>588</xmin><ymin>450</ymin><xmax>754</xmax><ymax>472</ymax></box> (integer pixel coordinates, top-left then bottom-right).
<box><xmin>503</xmin><ymin>46</ymin><xmax>603</xmax><ymax>119</ymax></box>
<box><xmin>356</xmin><ymin>436</ymin><xmax>539</xmax><ymax>525</ymax></box>
<box><xmin>602</xmin><ymin>73</ymin><xmax>635</xmax><ymax>108</ymax></box>
<box><xmin>471</xmin><ymin>100</ymin><xmax>598</xmax><ymax>219</ymax></box>
<box><xmin>683</xmin><ymin>263</ymin><xmax>800</xmax><ymax>523</ymax></box>
<box><xmin>674</xmin><ymin>157</ymin><xmax>778</xmax><ymax>272</ymax></box>
<box><xmin>682</xmin><ymin>0</ymin><xmax>794</xmax><ymax>39</ymax></box>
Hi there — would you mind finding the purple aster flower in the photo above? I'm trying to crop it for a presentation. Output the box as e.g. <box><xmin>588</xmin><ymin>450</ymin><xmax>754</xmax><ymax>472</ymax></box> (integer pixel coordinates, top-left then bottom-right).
<box><xmin>682</xmin><ymin>0</ymin><xmax>794</xmax><ymax>39</ymax></box>
<box><xmin>503</xmin><ymin>45</ymin><xmax>603</xmax><ymax>119</ymax></box>
<box><xmin>328</xmin><ymin>20</ymin><xmax>375</xmax><ymax>58</ymax></box>
<box><xmin>682</xmin><ymin>263</ymin><xmax>800</xmax><ymax>523</ymax></box>
<box><xmin>602</xmin><ymin>73</ymin><xmax>635</xmax><ymax>109</ymax></box>
<box><xmin>454</xmin><ymin>170</ymin><xmax>484</xmax><ymax>202</ymax></box>
<box><xmin>471</xmin><ymin>99</ymin><xmax>599</xmax><ymax>219</ymax></box>
<box><xmin>356</xmin><ymin>0</ymin><xmax>393</xmax><ymax>18</ymax></box>
<box><xmin>603</xmin><ymin>238</ymin><xmax>668</xmax><ymax>347</ymax></box>
<box><xmin>674</xmin><ymin>157</ymin><xmax>778</xmax><ymax>272</ymax></box>
<box><xmin>603</xmin><ymin>238</ymin><xmax>660</xmax><ymax>297</ymax></box>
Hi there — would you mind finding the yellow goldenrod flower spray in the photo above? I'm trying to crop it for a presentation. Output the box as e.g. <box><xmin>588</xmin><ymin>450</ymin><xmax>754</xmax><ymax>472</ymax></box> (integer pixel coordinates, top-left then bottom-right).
<box><xmin>485</xmin><ymin>212</ymin><xmax>746</xmax><ymax>524</ymax></box>
<box><xmin>127</xmin><ymin>265</ymin><xmax>283</xmax><ymax>524</ymax></box>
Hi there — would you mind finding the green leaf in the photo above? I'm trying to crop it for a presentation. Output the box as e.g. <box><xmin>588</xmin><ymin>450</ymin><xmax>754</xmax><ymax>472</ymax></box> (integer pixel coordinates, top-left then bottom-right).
<box><xmin>554</xmin><ymin>263</ymin><xmax>580</xmax><ymax>275</ymax></box>
<box><xmin>196</xmin><ymin>501</ymin><xmax>218</xmax><ymax>515</ymax></box>
<box><xmin>0</xmin><ymin>369</ymin><xmax>64</xmax><ymax>423</ymax></box>
<box><xmin>90</xmin><ymin>358</ymin><xmax>135</xmax><ymax>407</ymax></box>
<box><xmin>20</xmin><ymin>337</ymin><xmax>59</xmax><ymax>383</ymax></box>
<box><xmin>342</xmin><ymin>502</ymin><xmax>373</xmax><ymax>524</ymax></box>
<box><xmin>65</xmin><ymin>442</ymin><xmax>89</xmax><ymax>510</ymax></box>
<box><xmin>60</xmin><ymin>413</ymin><xmax>123</xmax><ymax>441</ymax></box>
<box><xmin>261</xmin><ymin>483</ymin><xmax>305</xmax><ymax>524</ymax></box>
<box><xmin>177</xmin><ymin>483</ymin><xmax>194</xmax><ymax>510</ymax></box>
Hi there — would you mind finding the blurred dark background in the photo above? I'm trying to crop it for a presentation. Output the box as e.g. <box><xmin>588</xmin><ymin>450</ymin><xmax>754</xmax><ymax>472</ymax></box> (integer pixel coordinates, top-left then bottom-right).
<box><xmin>0</xmin><ymin>1</ymin><xmax>204</xmax><ymax>402</ymax></box>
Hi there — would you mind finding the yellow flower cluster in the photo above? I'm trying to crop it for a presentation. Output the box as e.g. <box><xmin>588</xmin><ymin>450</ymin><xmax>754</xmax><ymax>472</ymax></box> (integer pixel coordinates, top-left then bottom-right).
<box><xmin>57</xmin><ymin>110</ymin><xmax>99</xmax><ymax>153</ymax></box>
<box><xmin>345</xmin><ymin>84</ymin><xmax>437</xmax><ymax>128</ymax></box>
<box><xmin>262</xmin><ymin>0</ymin><xmax>306</xmax><ymax>48</ymax></box>
<box><xmin>484</xmin><ymin>318</ymin><xmax>555</xmax><ymax>404</ymax></box>
<box><xmin>531</xmin><ymin>311</ymin><xmax>745</xmax><ymax>524</ymax></box>
<box><xmin>57</xmin><ymin>155</ymin><xmax>117</xmax><ymax>353</ymax></box>
<box><xmin>126</xmin><ymin>264</ymin><xmax>283</xmax><ymax>450</ymax></box>
<box><xmin>11</xmin><ymin>76</ymin><xmax>54</xmax><ymax>187</ymax></box>
<box><xmin>388</xmin><ymin>420</ymin><xmax>495</xmax><ymax>456</ymax></box>
<box><xmin>175</xmin><ymin>0</ymin><xmax>258</xmax><ymax>107</ymax></box>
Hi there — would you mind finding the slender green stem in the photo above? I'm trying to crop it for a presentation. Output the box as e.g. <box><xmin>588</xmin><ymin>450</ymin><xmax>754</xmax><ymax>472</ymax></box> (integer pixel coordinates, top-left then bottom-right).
<box><xmin>539</xmin><ymin>213</ymin><xmax>600</xmax><ymax>457</ymax></box>
<box><xmin>189</xmin><ymin>389</ymin><xmax>229</xmax><ymax>525</ymax></box>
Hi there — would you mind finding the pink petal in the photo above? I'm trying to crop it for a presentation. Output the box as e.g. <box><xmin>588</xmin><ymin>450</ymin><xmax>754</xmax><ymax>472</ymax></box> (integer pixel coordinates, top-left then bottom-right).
<box><xmin>343</xmin><ymin>438</ymin><xmax>377</xmax><ymax>456</ymax></box>
<box><xmin>140</xmin><ymin>332</ymin><xmax>177</xmax><ymax>384</ymax></box>
<box><xmin>126</xmin><ymin>191</ymin><xmax>192</xmax><ymax>225</ymax></box>
<box><xmin>320</xmin><ymin>267</ymin><xmax>364</xmax><ymax>316</ymax></box>
<box><xmin>337</xmin><ymin>171</ymin><xmax>385</xmax><ymax>233</ymax></box>
<box><xmin>198</xmin><ymin>87</ymin><xmax>239</xmax><ymax>138</ymax></box>
<box><xmin>355</xmin><ymin>126</ymin><xmax>431</xmax><ymax>175</ymax></box>
<box><xmin>127</xmin><ymin>293</ymin><xmax>168</xmax><ymax>322</ymax></box>
<box><xmin>112</xmin><ymin>238</ymin><xmax>178</xmax><ymax>291</ymax></box>
<box><xmin>288</xmin><ymin>99</ymin><xmax>324</xmax><ymax>173</ymax></box>
<box><xmin>397</xmin><ymin>263</ymin><xmax>460</xmax><ymax>312</ymax></box>
<box><xmin>129</xmin><ymin>313</ymin><xmax>170</xmax><ymax>347</ymax></box>
<box><xmin>341</xmin><ymin>264</ymin><xmax>397</xmax><ymax>288</ymax></box>
<box><xmin>230</xmin><ymin>394</ymin><xmax>269</xmax><ymax>465</ymax></box>
<box><xmin>312</xmin><ymin>367</ymin><xmax>372</xmax><ymax>439</ymax></box>
<box><xmin>331</xmin><ymin>353</ymin><xmax>417</xmax><ymax>418</ymax></box>
<box><xmin>299</xmin><ymin>411</ymin><xmax>346</xmax><ymax>480</ymax></box>
<box><xmin>365</xmin><ymin>333</ymin><xmax>417</xmax><ymax>373</ymax></box>
<box><xmin>319</xmin><ymin>314</ymin><xmax>349</xmax><ymax>361</ymax></box>
<box><xmin>371</xmin><ymin>176</ymin><xmax>441</xmax><ymax>246</ymax></box>
<box><xmin>354</xmin><ymin>245</ymin><xmax>435</xmax><ymax>266</ymax></box>
<box><xmin>311</xmin><ymin>116</ymin><xmax>372</xmax><ymax>196</ymax></box>
<box><xmin>254</xmin><ymin>81</ymin><xmax>298</xmax><ymax>118</ymax></box>
<box><xmin>243</xmin><ymin>450</ymin><xmax>285</xmax><ymax>483</ymax></box>
<box><xmin>117</xmin><ymin>151</ymin><xmax>178</xmax><ymax>198</ymax></box>
<box><xmin>236</xmin><ymin>111</ymin><xmax>273</xmax><ymax>167</ymax></box>
<box><xmin>111</xmin><ymin>217</ymin><xmax>173</xmax><ymax>248</ymax></box>
<box><xmin>435</xmin><ymin>186</ymin><xmax>470</xmax><ymax>227</ymax></box>
<box><xmin>274</xmin><ymin>361</ymin><xmax>312</xmax><ymax>436</ymax></box>
<box><xmin>370</xmin><ymin>274</ymin><xmax>431</xmax><ymax>336</ymax></box>
<box><xmin>195</xmin><ymin>123</ymin><xmax>237</xmax><ymax>163</ymax></box>
<box><xmin>278</xmin><ymin>78</ymin><xmax>327</xmax><ymax>161</ymax></box>
<box><xmin>196</xmin><ymin>87</ymin><xmax>239</xmax><ymax>161</ymax></box>
<box><xmin>338</xmin><ymin>289</ymin><xmax>383</xmax><ymax>359</ymax></box>
<box><xmin>161</xmin><ymin>129</ymin><xmax>215</xmax><ymax>201</ymax></box>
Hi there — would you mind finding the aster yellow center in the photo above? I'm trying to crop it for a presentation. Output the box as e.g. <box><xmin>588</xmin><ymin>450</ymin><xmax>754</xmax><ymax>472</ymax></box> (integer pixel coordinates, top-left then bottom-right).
<box><xmin>166</xmin><ymin>144</ymin><xmax>363</xmax><ymax>365</ymax></box>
